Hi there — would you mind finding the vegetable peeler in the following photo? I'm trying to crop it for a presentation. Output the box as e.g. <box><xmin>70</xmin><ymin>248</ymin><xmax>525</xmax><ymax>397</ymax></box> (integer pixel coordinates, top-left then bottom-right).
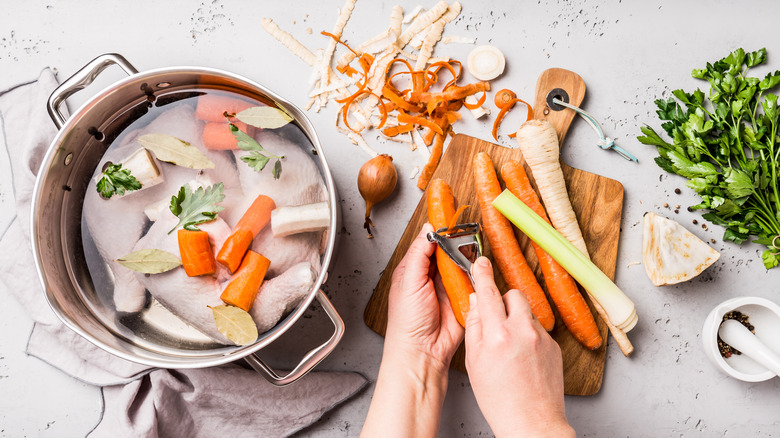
<box><xmin>426</xmin><ymin>223</ymin><xmax>483</xmax><ymax>284</ymax></box>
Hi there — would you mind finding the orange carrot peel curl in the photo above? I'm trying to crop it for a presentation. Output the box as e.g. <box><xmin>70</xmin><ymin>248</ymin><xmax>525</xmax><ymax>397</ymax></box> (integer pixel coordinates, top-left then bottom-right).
<box><xmin>492</xmin><ymin>88</ymin><xmax>534</xmax><ymax>141</ymax></box>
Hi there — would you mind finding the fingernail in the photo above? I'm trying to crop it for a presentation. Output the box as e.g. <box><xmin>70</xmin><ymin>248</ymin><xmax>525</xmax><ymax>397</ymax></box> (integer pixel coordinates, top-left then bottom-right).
<box><xmin>476</xmin><ymin>256</ymin><xmax>490</xmax><ymax>267</ymax></box>
<box><xmin>469</xmin><ymin>293</ymin><xmax>477</xmax><ymax>306</ymax></box>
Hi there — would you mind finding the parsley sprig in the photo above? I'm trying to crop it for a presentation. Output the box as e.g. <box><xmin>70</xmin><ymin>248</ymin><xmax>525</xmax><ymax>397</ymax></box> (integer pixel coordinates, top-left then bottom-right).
<box><xmin>96</xmin><ymin>163</ymin><xmax>142</xmax><ymax>199</ymax></box>
<box><xmin>228</xmin><ymin>122</ymin><xmax>285</xmax><ymax>179</ymax></box>
<box><xmin>168</xmin><ymin>183</ymin><xmax>225</xmax><ymax>234</ymax></box>
<box><xmin>638</xmin><ymin>48</ymin><xmax>780</xmax><ymax>268</ymax></box>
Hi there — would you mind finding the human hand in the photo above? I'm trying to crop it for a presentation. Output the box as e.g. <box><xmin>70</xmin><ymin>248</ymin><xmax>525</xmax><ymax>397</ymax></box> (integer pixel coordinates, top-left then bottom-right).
<box><xmin>465</xmin><ymin>257</ymin><xmax>574</xmax><ymax>438</ymax></box>
<box><xmin>384</xmin><ymin>222</ymin><xmax>465</xmax><ymax>374</ymax></box>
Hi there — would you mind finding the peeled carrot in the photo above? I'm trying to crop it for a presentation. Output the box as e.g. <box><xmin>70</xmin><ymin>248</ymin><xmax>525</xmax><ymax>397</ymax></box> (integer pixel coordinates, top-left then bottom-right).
<box><xmin>195</xmin><ymin>95</ymin><xmax>255</xmax><ymax>122</ymax></box>
<box><xmin>472</xmin><ymin>152</ymin><xmax>555</xmax><ymax>331</ymax></box>
<box><xmin>203</xmin><ymin>121</ymin><xmax>250</xmax><ymax>150</ymax></box>
<box><xmin>217</xmin><ymin>195</ymin><xmax>276</xmax><ymax>273</ymax></box>
<box><xmin>501</xmin><ymin>160</ymin><xmax>602</xmax><ymax>349</ymax></box>
<box><xmin>178</xmin><ymin>229</ymin><xmax>217</xmax><ymax>277</ymax></box>
<box><xmin>427</xmin><ymin>179</ymin><xmax>473</xmax><ymax>327</ymax></box>
<box><xmin>220</xmin><ymin>250</ymin><xmax>271</xmax><ymax>312</ymax></box>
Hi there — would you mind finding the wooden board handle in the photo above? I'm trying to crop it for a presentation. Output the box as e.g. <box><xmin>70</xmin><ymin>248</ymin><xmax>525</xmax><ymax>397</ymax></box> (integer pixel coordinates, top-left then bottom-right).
<box><xmin>532</xmin><ymin>68</ymin><xmax>586</xmax><ymax>144</ymax></box>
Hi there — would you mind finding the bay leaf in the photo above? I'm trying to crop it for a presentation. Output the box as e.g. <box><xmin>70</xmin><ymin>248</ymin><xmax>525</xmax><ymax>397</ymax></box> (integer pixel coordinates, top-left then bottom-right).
<box><xmin>137</xmin><ymin>133</ymin><xmax>215</xmax><ymax>169</ymax></box>
<box><xmin>235</xmin><ymin>106</ymin><xmax>293</xmax><ymax>129</ymax></box>
<box><xmin>210</xmin><ymin>305</ymin><xmax>258</xmax><ymax>346</ymax></box>
<box><xmin>115</xmin><ymin>248</ymin><xmax>181</xmax><ymax>274</ymax></box>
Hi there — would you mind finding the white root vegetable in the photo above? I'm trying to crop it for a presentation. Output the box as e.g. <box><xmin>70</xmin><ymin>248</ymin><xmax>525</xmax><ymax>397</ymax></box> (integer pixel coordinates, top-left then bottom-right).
<box><xmin>122</xmin><ymin>148</ymin><xmax>163</xmax><ymax>190</ymax></box>
<box><xmin>642</xmin><ymin>212</ymin><xmax>720</xmax><ymax>286</ymax></box>
<box><xmin>271</xmin><ymin>202</ymin><xmax>330</xmax><ymax>238</ymax></box>
<box><xmin>467</xmin><ymin>44</ymin><xmax>506</xmax><ymax>81</ymax></box>
<box><xmin>515</xmin><ymin>118</ymin><xmax>636</xmax><ymax>356</ymax></box>
<box><xmin>515</xmin><ymin>119</ymin><xmax>590</xmax><ymax>257</ymax></box>
<box><xmin>95</xmin><ymin>148</ymin><xmax>164</xmax><ymax>197</ymax></box>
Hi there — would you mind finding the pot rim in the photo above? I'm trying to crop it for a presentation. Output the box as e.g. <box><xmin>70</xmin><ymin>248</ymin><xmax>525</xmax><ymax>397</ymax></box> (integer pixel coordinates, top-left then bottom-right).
<box><xmin>31</xmin><ymin>62</ymin><xmax>340</xmax><ymax>369</ymax></box>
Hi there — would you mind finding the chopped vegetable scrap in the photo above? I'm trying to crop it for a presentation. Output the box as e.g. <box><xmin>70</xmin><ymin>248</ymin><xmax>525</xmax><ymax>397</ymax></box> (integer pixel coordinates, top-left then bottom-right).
<box><xmin>271</xmin><ymin>202</ymin><xmax>331</xmax><ymax>238</ymax></box>
<box><xmin>220</xmin><ymin>250</ymin><xmax>271</xmax><ymax>312</ymax></box>
<box><xmin>217</xmin><ymin>194</ymin><xmax>276</xmax><ymax>273</ymax></box>
<box><xmin>261</xmin><ymin>1</ymin><xmax>515</xmax><ymax>189</ymax></box>
<box><xmin>168</xmin><ymin>182</ymin><xmax>226</xmax><ymax>234</ymax></box>
<box><xmin>638</xmin><ymin>47</ymin><xmax>780</xmax><ymax>269</ymax></box>
<box><xmin>178</xmin><ymin>229</ymin><xmax>218</xmax><ymax>277</ymax></box>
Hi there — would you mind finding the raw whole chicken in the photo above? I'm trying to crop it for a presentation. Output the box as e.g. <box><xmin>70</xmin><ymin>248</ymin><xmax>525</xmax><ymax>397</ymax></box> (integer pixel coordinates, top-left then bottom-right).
<box><xmin>82</xmin><ymin>100</ymin><xmax>327</xmax><ymax>345</ymax></box>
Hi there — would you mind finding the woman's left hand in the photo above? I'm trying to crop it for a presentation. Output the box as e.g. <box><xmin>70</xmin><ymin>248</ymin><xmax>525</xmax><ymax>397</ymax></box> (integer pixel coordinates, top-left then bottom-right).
<box><xmin>384</xmin><ymin>222</ymin><xmax>465</xmax><ymax>372</ymax></box>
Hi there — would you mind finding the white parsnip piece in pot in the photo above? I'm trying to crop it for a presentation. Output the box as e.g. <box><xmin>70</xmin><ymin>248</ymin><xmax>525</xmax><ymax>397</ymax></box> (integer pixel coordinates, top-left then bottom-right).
<box><xmin>515</xmin><ymin>119</ymin><xmax>590</xmax><ymax>258</ymax></box>
<box><xmin>120</xmin><ymin>148</ymin><xmax>164</xmax><ymax>190</ymax></box>
<box><xmin>271</xmin><ymin>202</ymin><xmax>331</xmax><ymax>238</ymax></box>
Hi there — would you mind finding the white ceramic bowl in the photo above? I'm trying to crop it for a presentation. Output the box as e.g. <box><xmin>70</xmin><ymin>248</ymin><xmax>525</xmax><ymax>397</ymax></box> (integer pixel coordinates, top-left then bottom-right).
<box><xmin>702</xmin><ymin>296</ymin><xmax>780</xmax><ymax>382</ymax></box>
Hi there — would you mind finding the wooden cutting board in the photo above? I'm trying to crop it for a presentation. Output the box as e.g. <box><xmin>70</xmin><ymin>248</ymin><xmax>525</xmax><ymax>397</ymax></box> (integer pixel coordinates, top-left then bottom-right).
<box><xmin>363</xmin><ymin>68</ymin><xmax>624</xmax><ymax>396</ymax></box>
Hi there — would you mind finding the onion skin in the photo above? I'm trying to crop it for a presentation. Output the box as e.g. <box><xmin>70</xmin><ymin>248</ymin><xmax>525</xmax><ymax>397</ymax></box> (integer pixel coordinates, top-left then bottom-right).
<box><xmin>358</xmin><ymin>154</ymin><xmax>398</xmax><ymax>238</ymax></box>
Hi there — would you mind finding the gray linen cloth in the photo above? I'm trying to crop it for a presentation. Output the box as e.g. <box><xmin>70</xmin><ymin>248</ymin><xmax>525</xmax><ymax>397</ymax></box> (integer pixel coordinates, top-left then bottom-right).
<box><xmin>0</xmin><ymin>68</ymin><xmax>366</xmax><ymax>437</ymax></box>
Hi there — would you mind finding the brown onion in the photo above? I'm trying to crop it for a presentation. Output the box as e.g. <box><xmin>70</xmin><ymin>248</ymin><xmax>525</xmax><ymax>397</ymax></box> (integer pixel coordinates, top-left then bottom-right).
<box><xmin>358</xmin><ymin>154</ymin><xmax>397</xmax><ymax>238</ymax></box>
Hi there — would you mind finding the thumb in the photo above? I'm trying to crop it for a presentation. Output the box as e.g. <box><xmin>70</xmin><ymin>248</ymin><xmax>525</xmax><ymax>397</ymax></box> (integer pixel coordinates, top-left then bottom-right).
<box><xmin>464</xmin><ymin>293</ymin><xmax>482</xmax><ymax>343</ymax></box>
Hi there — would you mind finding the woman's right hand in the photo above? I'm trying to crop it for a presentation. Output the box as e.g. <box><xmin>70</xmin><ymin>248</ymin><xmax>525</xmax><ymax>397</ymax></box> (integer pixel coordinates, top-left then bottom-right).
<box><xmin>464</xmin><ymin>256</ymin><xmax>575</xmax><ymax>438</ymax></box>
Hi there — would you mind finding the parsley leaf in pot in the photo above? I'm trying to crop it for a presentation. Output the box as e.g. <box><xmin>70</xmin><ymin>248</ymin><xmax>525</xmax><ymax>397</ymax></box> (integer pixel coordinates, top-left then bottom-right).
<box><xmin>638</xmin><ymin>48</ymin><xmax>780</xmax><ymax>268</ymax></box>
<box><xmin>96</xmin><ymin>162</ymin><xmax>142</xmax><ymax>199</ymax></box>
<box><xmin>168</xmin><ymin>183</ymin><xmax>225</xmax><ymax>234</ymax></box>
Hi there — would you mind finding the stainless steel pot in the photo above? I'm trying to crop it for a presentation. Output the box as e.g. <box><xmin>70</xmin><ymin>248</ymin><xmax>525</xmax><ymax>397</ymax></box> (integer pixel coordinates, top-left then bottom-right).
<box><xmin>31</xmin><ymin>53</ymin><xmax>343</xmax><ymax>386</ymax></box>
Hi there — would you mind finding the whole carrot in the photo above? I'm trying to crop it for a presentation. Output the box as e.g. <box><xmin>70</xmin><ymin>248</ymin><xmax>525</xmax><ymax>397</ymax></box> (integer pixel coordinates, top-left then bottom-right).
<box><xmin>220</xmin><ymin>250</ymin><xmax>271</xmax><ymax>312</ymax></box>
<box><xmin>501</xmin><ymin>160</ymin><xmax>602</xmax><ymax>349</ymax></box>
<box><xmin>472</xmin><ymin>152</ymin><xmax>555</xmax><ymax>331</ymax></box>
<box><xmin>427</xmin><ymin>178</ymin><xmax>473</xmax><ymax>327</ymax></box>
<box><xmin>217</xmin><ymin>195</ymin><xmax>276</xmax><ymax>273</ymax></box>
<box><xmin>178</xmin><ymin>229</ymin><xmax>217</xmax><ymax>277</ymax></box>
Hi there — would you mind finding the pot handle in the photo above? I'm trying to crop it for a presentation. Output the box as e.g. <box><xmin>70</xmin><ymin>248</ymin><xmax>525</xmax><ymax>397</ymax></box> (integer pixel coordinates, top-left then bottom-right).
<box><xmin>243</xmin><ymin>289</ymin><xmax>345</xmax><ymax>386</ymax></box>
<box><xmin>47</xmin><ymin>53</ymin><xmax>138</xmax><ymax>129</ymax></box>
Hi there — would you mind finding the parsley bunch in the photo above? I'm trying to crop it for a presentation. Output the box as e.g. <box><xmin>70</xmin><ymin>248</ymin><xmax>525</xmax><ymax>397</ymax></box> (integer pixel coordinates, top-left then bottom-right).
<box><xmin>639</xmin><ymin>48</ymin><xmax>780</xmax><ymax>269</ymax></box>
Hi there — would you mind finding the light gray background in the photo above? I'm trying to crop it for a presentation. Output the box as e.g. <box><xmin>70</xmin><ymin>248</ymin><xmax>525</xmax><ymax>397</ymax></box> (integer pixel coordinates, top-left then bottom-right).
<box><xmin>1</xmin><ymin>0</ymin><xmax>779</xmax><ymax>436</ymax></box>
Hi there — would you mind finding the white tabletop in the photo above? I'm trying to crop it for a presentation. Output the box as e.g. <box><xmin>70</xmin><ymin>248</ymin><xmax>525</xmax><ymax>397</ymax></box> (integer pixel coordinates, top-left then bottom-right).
<box><xmin>1</xmin><ymin>1</ymin><xmax>779</xmax><ymax>436</ymax></box>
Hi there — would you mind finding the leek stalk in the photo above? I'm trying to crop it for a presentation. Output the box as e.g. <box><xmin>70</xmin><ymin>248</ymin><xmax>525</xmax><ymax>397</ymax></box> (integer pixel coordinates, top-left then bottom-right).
<box><xmin>493</xmin><ymin>190</ymin><xmax>638</xmax><ymax>332</ymax></box>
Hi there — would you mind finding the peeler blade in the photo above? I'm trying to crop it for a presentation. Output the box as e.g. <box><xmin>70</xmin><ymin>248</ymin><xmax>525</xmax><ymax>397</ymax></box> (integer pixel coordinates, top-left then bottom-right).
<box><xmin>426</xmin><ymin>223</ymin><xmax>482</xmax><ymax>284</ymax></box>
